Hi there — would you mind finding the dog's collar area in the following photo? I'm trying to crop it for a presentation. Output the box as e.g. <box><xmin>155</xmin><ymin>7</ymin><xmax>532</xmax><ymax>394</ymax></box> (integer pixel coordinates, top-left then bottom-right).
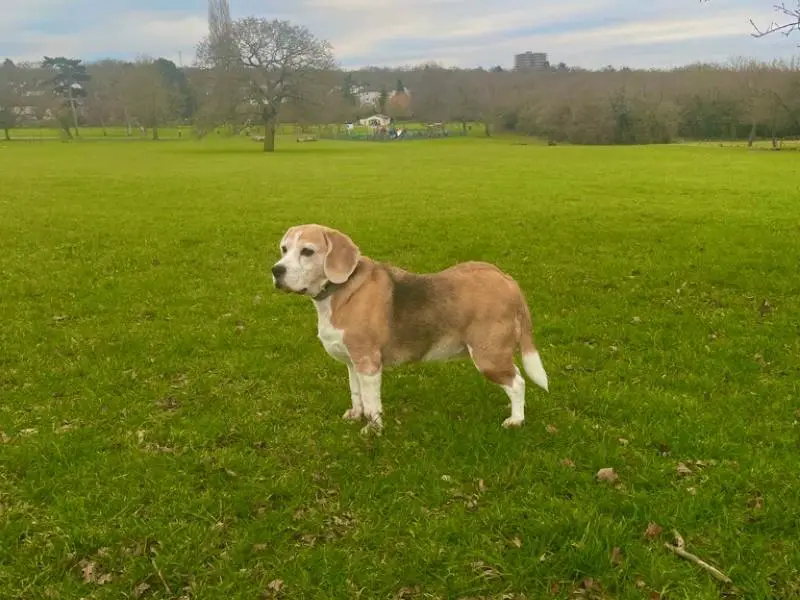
<box><xmin>312</xmin><ymin>262</ymin><xmax>362</xmax><ymax>302</ymax></box>
<box><xmin>311</xmin><ymin>280</ymin><xmax>339</xmax><ymax>301</ymax></box>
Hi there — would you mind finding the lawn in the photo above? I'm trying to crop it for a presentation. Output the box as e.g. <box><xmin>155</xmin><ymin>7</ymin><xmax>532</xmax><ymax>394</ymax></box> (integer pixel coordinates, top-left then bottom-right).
<box><xmin>1</xmin><ymin>135</ymin><xmax>799</xmax><ymax>600</ymax></box>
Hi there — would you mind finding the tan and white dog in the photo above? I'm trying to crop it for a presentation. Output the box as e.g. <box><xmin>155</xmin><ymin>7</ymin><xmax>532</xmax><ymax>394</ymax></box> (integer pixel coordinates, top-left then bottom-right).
<box><xmin>271</xmin><ymin>224</ymin><xmax>549</xmax><ymax>434</ymax></box>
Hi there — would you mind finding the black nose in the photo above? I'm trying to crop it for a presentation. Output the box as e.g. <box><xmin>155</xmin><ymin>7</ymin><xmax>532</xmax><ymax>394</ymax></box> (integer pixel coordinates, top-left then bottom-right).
<box><xmin>271</xmin><ymin>264</ymin><xmax>286</xmax><ymax>278</ymax></box>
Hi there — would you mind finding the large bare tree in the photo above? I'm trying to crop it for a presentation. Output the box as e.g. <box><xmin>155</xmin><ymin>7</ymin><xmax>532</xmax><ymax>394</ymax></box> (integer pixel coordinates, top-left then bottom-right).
<box><xmin>197</xmin><ymin>17</ymin><xmax>335</xmax><ymax>152</ymax></box>
<box><xmin>122</xmin><ymin>59</ymin><xmax>178</xmax><ymax>140</ymax></box>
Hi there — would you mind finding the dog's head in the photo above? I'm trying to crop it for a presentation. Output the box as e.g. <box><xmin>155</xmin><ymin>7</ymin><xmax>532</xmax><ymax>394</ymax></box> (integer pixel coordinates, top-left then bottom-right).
<box><xmin>271</xmin><ymin>224</ymin><xmax>361</xmax><ymax>297</ymax></box>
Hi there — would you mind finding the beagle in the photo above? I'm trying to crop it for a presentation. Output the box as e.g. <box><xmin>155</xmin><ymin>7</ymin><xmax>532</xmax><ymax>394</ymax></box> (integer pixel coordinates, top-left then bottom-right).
<box><xmin>271</xmin><ymin>224</ymin><xmax>549</xmax><ymax>434</ymax></box>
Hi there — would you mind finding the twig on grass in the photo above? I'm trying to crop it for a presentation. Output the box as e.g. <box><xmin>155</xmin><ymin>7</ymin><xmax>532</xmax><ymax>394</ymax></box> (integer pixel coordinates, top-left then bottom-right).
<box><xmin>151</xmin><ymin>557</ymin><xmax>173</xmax><ymax>595</ymax></box>
<box><xmin>664</xmin><ymin>530</ymin><xmax>732</xmax><ymax>584</ymax></box>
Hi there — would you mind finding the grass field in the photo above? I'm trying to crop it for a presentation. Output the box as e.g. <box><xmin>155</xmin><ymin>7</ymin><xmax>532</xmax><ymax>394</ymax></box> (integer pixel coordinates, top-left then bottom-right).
<box><xmin>1</xmin><ymin>134</ymin><xmax>799</xmax><ymax>600</ymax></box>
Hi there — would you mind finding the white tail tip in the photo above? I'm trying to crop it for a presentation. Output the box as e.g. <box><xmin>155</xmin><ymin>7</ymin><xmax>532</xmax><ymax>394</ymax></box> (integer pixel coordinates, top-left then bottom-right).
<box><xmin>522</xmin><ymin>351</ymin><xmax>549</xmax><ymax>392</ymax></box>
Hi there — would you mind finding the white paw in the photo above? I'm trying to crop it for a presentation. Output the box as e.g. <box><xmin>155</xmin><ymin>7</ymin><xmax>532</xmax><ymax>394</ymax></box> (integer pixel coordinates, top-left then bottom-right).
<box><xmin>360</xmin><ymin>415</ymin><xmax>383</xmax><ymax>436</ymax></box>
<box><xmin>342</xmin><ymin>408</ymin><xmax>363</xmax><ymax>422</ymax></box>
<box><xmin>502</xmin><ymin>417</ymin><xmax>524</xmax><ymax>429</ymax></box>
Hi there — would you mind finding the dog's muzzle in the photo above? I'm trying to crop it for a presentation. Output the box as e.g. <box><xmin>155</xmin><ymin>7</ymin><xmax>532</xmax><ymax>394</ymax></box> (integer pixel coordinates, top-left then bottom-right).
<box><xmin>271</xmin><ymin>264</ymin><xmax>286</xmax><ymax>288</ymax></box>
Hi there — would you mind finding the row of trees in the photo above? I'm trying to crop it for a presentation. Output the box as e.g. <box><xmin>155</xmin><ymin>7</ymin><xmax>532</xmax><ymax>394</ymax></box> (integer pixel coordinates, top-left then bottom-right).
<box><xmin>0</xmin><ymin>56</ymin><xmax>193</xmax><ymax>141</ymax></box>
<box><xmin>2</xmin><ymin>3</ymin><xmax>800</xmax><ymax>149</ymax></box>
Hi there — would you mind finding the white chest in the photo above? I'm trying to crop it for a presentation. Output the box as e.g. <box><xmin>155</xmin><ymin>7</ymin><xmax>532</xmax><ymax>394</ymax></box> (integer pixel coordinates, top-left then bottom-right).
<box><xmin>313</xmin><ymin>298</ymin><xmax>350</xmax><ymax>363</ymax></box>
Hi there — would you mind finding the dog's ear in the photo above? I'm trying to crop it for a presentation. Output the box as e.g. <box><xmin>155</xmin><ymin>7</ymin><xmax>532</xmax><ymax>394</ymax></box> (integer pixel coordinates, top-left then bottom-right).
<box><xmin>323</xmin><ymin>229</ymin><xmax>361</xmax><ymax>284</ymax></box>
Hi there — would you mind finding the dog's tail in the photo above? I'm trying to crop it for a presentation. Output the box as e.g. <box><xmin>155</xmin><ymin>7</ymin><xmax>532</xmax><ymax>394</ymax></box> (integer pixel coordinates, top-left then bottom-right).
<box><xmin>517</xmin><ymin>300</ymin><xmax>549</xmax><ymax>392</ymax></box>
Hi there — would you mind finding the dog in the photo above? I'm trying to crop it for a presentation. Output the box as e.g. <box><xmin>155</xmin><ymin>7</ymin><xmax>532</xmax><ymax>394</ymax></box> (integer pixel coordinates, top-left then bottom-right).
<box><xmin>271</xmin><ymin>224</ymin><xmax>549</xmax><ymax>434</ymax></box>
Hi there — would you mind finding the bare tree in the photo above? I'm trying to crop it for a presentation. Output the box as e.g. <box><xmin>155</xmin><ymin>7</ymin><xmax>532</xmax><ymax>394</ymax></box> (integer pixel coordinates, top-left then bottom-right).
<box><xmin>702</xmin><ymin>1</ymin><xmax>800</xmax><ymax>38</ymax></box>
<box><xmin>198</xmin><ymin>0</ymin><xmax>243</xmax><ymax>134</ymax></box>
<box><xmin>85</xmin><ymin>60</ymin><xmax>132</xmax><ymax>135</ymax></box>
<box><xmin>197</xmin><ymin>17</ymin><xmax>335</xmax><ymax>152</ymax></box>
<box><xmin>0</xmin><ymin>59</ymin><xmax>20</xmax><ymax>140</ymax></box>
<box><xmin>122</xmin><ymin>60</ymin><xmax>178</xmax><ymax>140</ymax></box>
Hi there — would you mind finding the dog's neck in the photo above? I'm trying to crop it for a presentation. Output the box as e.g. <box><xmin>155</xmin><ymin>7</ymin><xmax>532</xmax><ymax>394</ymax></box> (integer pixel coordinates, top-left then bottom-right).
<box><xmin>311</xmin><ymin>259</ymin><xmax>365</xmax><ymax>303</ymax></box>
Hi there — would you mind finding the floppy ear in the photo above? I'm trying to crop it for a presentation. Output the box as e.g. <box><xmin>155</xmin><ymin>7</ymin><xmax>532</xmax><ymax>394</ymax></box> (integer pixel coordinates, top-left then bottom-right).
<box><xmin>323</xmin><ymin>229</ymin><xmax>361</xmax><ymax>284</ymax></box>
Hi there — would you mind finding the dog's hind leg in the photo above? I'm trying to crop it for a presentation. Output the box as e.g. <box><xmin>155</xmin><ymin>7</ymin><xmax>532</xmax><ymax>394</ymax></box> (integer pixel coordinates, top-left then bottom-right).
<box><xmin>467</xmin><ymin>344</ymin><xmax>526</xmax><ymax>428</ymax></box>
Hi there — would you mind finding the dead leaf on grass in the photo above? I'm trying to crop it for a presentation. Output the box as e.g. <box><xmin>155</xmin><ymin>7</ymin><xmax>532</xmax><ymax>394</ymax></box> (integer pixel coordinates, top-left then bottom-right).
<box><xmin>759</xmin><ymin>299</ymin><xmax>773</xmax><ymax>316</ymax></box>
<box><xmin>596</xmin><ymin>468</ymin><xmax>618</xmax><ymax>483</ymax></box>
<box><xmin>156</xmin><ymin>396</ymin><xmax>180</xmax><ymax>411</ymax></box>
<box><xmin>561</xmin><ymin>458</ymin><xmax>576</xmax><ymax>469</ymax></box>
<box><xmin>394</xmin><ymin>586</ymin><xmax>421</xmax><ymax>599</ymax></box>
<box><xmin>470</xmin><ymin>561</ymin><xmax>502</xmax><ymax>581</ymax></box>
<box><xmin>676</xmin><ymin>462</ymin><xmax>693</xmax><ymax>476</ymax></box>
<box><xmin>610</xmin><ymin>547</ymin><xmax>623</xmax><ymax>566</ymax></box>
<box><xmin>571</xmin><ymin>577</ymin><xmax>607</xmax><ymax>599</ymax></box>
<box><xmin>644</xmin><ymin>523</ymin><xmax>663</xmax><ymax>539</ymax></box>
<box><xmin>133</xmin><ymin>582</ymin><xmax>151</xmax><ymax>598</ymax></box>
<box><xmin>617</xmin><ymin>438</ymin><xmax>629</xmax><ymax>446</ymax></box>
<box><xmin>252</xmin><ymin>543</ymin><xmax>268</xmax><ymax>552</ymax></box>
<box><xmin>687</xmin><ymin>487</ymin><xmax>697</xmax><ymax>496</ymax></box>
<box><xmin>748</xmin><ymin>492</ymin><xmax>764</xmax><ymax>510</ymax></box>
<box><xmin>79</xmin><ymin>560</ymin><xmax>112</xmax><ymax>585</ymax></box>
<box><xmin>546</xmin><ymin>424</ymin><xmax>558</xmax><ymax>434</ymax></box>
<box><xmin>511</xmin><ymin>536</ymin><xmax>523</xmax><ymax>548</ymax></box>
<box><xmin>0</xmin><ymin>431</ymin><xmax>9</xmax><ymax>444</ymax></box>
<box><xmin>262</xmin><ymin>579</ymin><xmax>285</xmax><ymax>598</ymax></box>
<box><xmin>477</xmin><ymin>479</ymin><xmax>487</xmax><ymax>492</ymax></box>
<box><xmin>635</xmin><ymin>577</ymin><xmax>647</xmax><ymax>589</ymax></box>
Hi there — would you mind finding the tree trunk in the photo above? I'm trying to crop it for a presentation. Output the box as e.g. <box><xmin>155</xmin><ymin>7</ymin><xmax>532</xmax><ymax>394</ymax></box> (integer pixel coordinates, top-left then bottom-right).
<box><xmin>747</xmin><ymin>120</ymin><xmax>756</xmax><ymax>148</ymax></box>
<box><xmin>483</xmin><ymin>119</ymin><xmax>491</xmax><ymax>137</ymax></box>
<box><xmin>68</xmin><ymin>87</ymin><xmax>80</xmax><ymax>137</ymax></box>
<box><xmin>152</xmin><ymin>123</ymin><xmax>159</xmax><ymax>141</ymax></box>
<box><xmin>461</xmin><ymin>120</ymin><xmax>467</xmax><ymax>135</ymax></box>
<box><xmin>124</xmin><ymin>108</ymin><xmax>132</xmax><ymax>136</ymax></box>
<box><xmin>3</xmin><ymin>127</ymin><xmax>9</xmax><ymax>141</ymax></box>
<box><xmin>263</xmin><ymin>118</ymin><xmax>276</xmax><ymax>152</ymax></box>
<box><xmin>771</xmin><ymin>118</ymin><xmax>778</xmax><ymax>150</ymax></box>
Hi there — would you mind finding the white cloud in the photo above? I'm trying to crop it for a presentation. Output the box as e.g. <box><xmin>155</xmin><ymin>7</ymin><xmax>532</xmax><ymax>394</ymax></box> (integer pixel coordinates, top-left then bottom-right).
<box><xmin>1</xmin><ymin>0</ymin><xmax>798</xmax><ymax>70</ymax></box>
<box><xmin>4</xmin><ymin>10</ymin><xmax>207</xmax><ymax>65</ymax></box>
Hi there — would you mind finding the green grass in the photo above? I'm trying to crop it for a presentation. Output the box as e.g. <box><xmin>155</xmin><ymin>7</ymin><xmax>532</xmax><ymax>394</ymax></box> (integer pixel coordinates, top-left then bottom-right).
<box><xmin>1</xmin><ymin>134</ymin><xmax>799</xmax><ymax>600</ymax></box>
<box><xmin>4</xmin><ymin>120</ymin><xmax>478</xmax><ymax>142</ymax></box>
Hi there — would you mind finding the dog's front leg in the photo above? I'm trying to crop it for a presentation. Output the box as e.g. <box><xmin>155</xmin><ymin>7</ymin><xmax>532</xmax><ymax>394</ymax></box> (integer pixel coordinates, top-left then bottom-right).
<box><xmin>342</xmin><ymin>362</ymin><xmax>364</xmax><ymax>421</ymax></box>
<box><xmin>352</xmin><ymin>357</ymin><xmax>383</xmax><ymax>435</ymax></box>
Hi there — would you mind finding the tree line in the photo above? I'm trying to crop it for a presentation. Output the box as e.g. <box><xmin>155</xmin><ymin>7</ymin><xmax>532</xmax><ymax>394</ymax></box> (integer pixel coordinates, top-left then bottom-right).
<box><xmin>1</xmin><ymin>16</ymin><xmax>799</xmax><ymax>149</ymax></box>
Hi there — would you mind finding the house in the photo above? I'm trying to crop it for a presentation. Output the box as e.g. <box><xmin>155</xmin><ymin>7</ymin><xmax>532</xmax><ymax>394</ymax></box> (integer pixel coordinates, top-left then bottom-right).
<box><xmin>349</xmin><ymin>85</ymin><xmax>412</xmax><ymax>109</ymax></box>
<box><xmin>358</xmin><ymin>114</ymin><xmax>391</xmax><ymax>128</ymax></box>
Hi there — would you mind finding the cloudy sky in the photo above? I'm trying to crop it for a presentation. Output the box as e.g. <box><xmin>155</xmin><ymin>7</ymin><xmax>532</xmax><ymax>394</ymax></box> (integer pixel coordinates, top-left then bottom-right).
<box><xmin>1</xmin><ymin>0</ymin><xmax>798</xmax><ymax>70</ymax></box>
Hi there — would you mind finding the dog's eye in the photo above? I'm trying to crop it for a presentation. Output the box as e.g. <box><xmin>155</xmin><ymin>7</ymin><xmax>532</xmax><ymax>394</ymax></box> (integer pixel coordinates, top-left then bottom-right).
<box><xmin>300</xmin><ymin>248</ymin><xmax>315</xmax><ymax>257</ymax></box>
<box><xmin>280</xmin><ymin>246</ymin><xmax>287</xmax><ymax>254</ymax></box>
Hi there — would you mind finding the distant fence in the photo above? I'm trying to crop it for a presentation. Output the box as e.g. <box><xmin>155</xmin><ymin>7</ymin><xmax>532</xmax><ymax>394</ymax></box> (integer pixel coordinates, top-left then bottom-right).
<box><xmin>319</xmin><ymin>129</ymin><xmax>466</xmax><ymax>142</ymax></box>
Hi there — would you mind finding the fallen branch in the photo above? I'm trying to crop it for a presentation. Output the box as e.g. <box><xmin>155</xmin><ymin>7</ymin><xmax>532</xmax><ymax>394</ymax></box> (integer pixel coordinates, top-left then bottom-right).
<box><xmin>151</xmin><ymin>557</ymin><xmax>173</xmax><ymax>595</ymax></box>
<box><xmin>664</xmin><ymin>530</ymin><xmax>732</xmax><ymax>584</ymax></box>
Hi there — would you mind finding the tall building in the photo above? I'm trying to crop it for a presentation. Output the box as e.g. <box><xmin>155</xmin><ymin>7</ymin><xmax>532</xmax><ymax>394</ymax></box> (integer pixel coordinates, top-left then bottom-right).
<box><xmin>208</xmin><ymin>0</ymin><xmax>231</xmax><ymax>40</ymax></box>
<box><xmin>514</xmin><ymin>51</ymin><xmax>549</xmax><ymax>71</ymax></box>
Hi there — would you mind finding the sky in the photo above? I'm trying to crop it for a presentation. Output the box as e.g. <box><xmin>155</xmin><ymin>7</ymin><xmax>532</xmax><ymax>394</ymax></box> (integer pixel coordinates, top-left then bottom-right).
<box><xmin>1</xmin><ymin>0</ymin><xmax>798</xmax><ymax>71</ymax></box>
